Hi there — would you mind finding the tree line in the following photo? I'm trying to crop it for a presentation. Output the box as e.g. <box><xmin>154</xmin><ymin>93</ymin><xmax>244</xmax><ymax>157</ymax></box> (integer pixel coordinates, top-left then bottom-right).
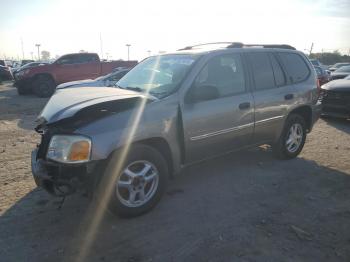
<box><xmin>309</xmin><ymin>51</ymin><xmax>350</xmax><ymax>66</ymax></box>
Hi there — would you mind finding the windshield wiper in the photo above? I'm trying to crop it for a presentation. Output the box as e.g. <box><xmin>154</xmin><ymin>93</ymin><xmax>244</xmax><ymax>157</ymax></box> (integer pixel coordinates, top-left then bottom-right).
<box><xmin>115</xmin><ymin>85</ymin><xmax>143</xmax><ymax>92</ymax></box>
<box><xmin>126</xmin><ymin>87</ymin><xmax>143</xmax><ymax>92</ymax></box>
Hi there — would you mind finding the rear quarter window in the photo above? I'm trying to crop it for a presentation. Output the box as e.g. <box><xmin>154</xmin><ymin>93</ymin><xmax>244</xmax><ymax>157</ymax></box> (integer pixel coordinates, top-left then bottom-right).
<box><xmin>278</xmin><ymin>53</ymin><xmax>310</xmax><ymax>83</ymax></box>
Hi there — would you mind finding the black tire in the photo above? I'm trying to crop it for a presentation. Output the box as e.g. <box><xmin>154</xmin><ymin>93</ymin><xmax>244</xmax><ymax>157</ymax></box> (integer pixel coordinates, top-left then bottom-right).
<box><xmin>272</xmin><ymin>114</ymin><xmax>307</xmax><ymax>159</ymax></box>
<box><xmin>17</xmin><ymin>86</ymin><xmax>31</xmax><ymax>95</ymax></box>
<box><xmin>95</xmin><ymin>144</ymin><xmax>168</xmax><ymax>218</ymax></box>
<box><xmin>33</xmin><ymin>75</ymin><xmax>56</xmax><ymax>98</ymax></box>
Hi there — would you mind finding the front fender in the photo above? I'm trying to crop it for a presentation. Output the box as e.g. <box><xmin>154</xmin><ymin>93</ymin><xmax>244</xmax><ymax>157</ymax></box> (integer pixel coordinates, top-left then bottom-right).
<box><xmin>75</xmin><ymin>96</ymin><xmax>182</xmax><ymax>174</ymax></box>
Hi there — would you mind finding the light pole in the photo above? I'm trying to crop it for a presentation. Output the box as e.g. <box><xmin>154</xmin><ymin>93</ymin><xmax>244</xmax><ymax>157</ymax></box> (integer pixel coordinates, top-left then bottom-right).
<box><xmin>30</xmin><ymin>52</ymin><xmax>34</xmax><ymax>60</ymax></box>
<box><xmin>126</xmin><ymin>44</ymin><xmax>131</xmax><ymax>61</ymax></box>
<box><xmin>35</xmin><ymin>44</ymin><xmax>41</xmax><ymax>61</ymax></box>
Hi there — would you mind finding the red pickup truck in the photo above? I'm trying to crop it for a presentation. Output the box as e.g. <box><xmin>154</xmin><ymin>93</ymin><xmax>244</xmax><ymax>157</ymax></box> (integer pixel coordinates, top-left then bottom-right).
<box><xmin>14</xmin><ymin>53</ymin><xmax>137</xmax><ymax>97</ymax></box>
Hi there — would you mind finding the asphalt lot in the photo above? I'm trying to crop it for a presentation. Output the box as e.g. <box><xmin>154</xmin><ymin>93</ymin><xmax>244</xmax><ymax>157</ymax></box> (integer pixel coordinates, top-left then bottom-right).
<box><xmin>0</xmin><ymin>81</ymin><xmax>350</xmax><ymax>262</ymax></box>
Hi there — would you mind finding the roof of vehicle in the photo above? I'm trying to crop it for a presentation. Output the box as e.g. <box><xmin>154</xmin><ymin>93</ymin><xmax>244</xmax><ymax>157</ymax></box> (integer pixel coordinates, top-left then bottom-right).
<box><xmin>163</xmin><ymin>42</ymin><xmax>300</xmax><ymax>56</ymax></box>
<box><xmin>61</xmin><ymin>52</ymin><xmax>98</xmax><ymax>56</ymax></box>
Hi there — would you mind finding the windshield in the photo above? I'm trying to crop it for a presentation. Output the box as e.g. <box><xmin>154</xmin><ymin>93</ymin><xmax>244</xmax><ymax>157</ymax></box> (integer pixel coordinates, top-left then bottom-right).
<box><xmin>335</xmin><ymin>66</ymin><xmax>350</xmax><ymax>73</ymax></box>
<box><xmin>117</xmin><ymin>54</ymin><xmax>199</xmax><ymax>98</ymax></box>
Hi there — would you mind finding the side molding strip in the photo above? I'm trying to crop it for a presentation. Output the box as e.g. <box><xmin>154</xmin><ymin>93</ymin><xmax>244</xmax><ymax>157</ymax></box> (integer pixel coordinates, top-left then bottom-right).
<box><xmin>190</xmin><ymin>122</ymin><xmax>254</xmax><ymax>141</ymax></box>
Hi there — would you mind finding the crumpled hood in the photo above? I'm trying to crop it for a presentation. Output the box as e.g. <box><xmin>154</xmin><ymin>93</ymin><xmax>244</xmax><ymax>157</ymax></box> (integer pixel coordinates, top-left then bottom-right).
<box><xmin>38</xmin><ymin>87</ymin><xmax>153</xmax><ymax>124</ymax></box>
<box><xmin>56</xmin><ymin>79</ymin><xmax>97</xmax><ymax>89</ymax></box>
<box><xmin>322</xmin><ymin>79</ymin><xmax>350</xmax><ymax>91</ymax></box>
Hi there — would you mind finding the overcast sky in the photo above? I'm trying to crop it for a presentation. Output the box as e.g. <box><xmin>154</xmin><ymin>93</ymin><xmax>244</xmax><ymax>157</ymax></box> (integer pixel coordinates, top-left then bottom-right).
<box><xmin>0</xmin><ymin>0</ymin><xmax>349</xmax><ymax>61</ymax></box>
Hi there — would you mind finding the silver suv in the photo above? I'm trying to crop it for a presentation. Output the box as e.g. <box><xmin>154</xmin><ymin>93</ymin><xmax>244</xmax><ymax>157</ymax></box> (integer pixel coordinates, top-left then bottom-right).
<box><xmin>31</xmin><ymin>42</ymin><xmax>321</xmax><ymax>217</ymax></box>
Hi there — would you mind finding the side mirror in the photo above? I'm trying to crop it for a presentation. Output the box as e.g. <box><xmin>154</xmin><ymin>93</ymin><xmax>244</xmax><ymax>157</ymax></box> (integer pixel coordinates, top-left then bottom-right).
<box><xmin>187</xmin><ymin>84</ymin><xmax>220</xmax><ymax>103</ymax></box>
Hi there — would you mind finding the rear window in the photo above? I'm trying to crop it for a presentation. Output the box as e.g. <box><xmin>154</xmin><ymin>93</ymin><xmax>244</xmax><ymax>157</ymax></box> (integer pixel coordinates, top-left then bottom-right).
<box><xmin>248</xmin><ymin>52</ymin><xmax>275</xmax><ymax>90</ymax></box>
<box><xmin>278</xmin><ymin>53</ymin><xmax>310</xmax><ymax>83</ymax></box>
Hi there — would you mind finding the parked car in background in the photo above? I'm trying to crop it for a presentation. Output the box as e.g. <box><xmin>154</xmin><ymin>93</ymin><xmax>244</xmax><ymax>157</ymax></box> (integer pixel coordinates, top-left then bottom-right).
<box><xmin>56</xmin><ymin>67</ymin><xmax>131</xmax><ymax>89</ymax></box>
<box><xmin>310</xmin><ymin>59</ymin><xmax>328</xmax><ymax>70</ymax></box>
<box><xmin>15</xmin><ymin>53</ymin><xmax>137</xmax><ymax>97</ymax></box>
<box><xmin>31</xmin><ymin>43</ymin><xmax>321</xmax><ymax>217</ymax></box>
<box><xmin>319</xmin><ymin>75</ymin><xmax>350</xmax><ymax>119</ymax></box>
<box><xmin>329</xmin><ymin>63</ymin><xmax>350</xmax><ymax>72</ymax></box>
<box><xmin>0</xmin><ymin>65</ymin><xmax>14</xmax><ymax>81</ymax></box>
<box><xmin>330</xmin><ymin>65</ymin><xmax>350</xmax><ymax>80</ymax></box>
<box><xmin>13</xmin><ymin>62</ymin><xmax>49</xmax><ymax>80</ymax></box>
<box><xmin>314</xmin><ymin>66</ymin><xmax>330</xmax><ymax>86</ymax></box>
<box><xmin>18</xmin><ymin>59</ymin><xmax>35</xmax><ymax>67</ymax></box>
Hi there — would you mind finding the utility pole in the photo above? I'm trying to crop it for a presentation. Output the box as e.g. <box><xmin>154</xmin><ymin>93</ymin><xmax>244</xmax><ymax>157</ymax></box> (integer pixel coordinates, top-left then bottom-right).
<box><xmin>35</xmin><ymin>44</ymin><xmax>41</xmax><ymax>61</ymax></box>
<box><xmin>126</xmin><ymin>44</ymin><xmax>131</xmax><ymax>61</ymax></box>
<box><xmin>100</xmin><ymin>33</ymin><xmax>103</xmax><ymax>60</ymax></box>
<box><xmin>21</xmin><ymin>38</ymin><xmax>24</xmax><ymax>59</ymax></box>
<box><xmin>309</xmin><ymin>42</ymin><xmax>314</xmax><ymax>55</ymax></box>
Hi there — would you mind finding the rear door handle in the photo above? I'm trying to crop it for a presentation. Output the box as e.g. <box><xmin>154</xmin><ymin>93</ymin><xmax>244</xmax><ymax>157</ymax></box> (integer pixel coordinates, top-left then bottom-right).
<box><xmin>239</xmin><ymin>102</ymin><xmax>251</xmax><ymax>110</ymax></box>
<box><xmin>284</xmin><ymin>94</ymin><xmax>294</xmax><ymax>100</ymax></box>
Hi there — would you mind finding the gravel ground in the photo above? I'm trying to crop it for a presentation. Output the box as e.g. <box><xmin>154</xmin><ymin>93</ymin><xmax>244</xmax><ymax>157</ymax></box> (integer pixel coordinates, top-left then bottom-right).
<box><xmin>0</xmin><ymin>82</ymin><xmax>349</xmax><ymax>262</ymax></box>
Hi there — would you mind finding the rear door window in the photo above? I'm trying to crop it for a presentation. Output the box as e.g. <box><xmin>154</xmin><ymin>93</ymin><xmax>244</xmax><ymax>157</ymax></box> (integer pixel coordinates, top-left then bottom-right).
<box><xmin>278</xmin><ymin>53</ymin><xmax>310</xmax><ymax>83</ymax></box>
<box><xmin>247</xmin><ymin>52</ymin><xmax>275</xmax><ymax>90</ymax></box>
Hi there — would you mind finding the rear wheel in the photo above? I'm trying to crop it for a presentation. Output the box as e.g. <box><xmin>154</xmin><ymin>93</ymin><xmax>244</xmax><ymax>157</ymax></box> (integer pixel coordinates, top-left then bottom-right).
<box><xmin>95</xmin><ymin>144</ymin><xmax>168</xmax><ymax>217</ymax></box>
<box><xmin>272</xmin><ymin>114</ymin><xmax>307</xmax><ymax>159</ymax></box>
<box><xmin>33</xmin><ymin>75</ymin><xmax>56</xmax><ymax>97</ymax></box>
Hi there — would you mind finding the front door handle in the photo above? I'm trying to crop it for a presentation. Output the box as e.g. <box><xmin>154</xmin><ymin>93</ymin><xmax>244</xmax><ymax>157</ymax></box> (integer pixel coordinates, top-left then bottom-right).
<box><xmin>284</xmin><ymin>94</ymin><xmax>294</xmax><ymax>100</ymax></box>
<box><xmin>239</xmin><ymin>102</ymin><xmax>251</xmax><ymax>110</ymax></box>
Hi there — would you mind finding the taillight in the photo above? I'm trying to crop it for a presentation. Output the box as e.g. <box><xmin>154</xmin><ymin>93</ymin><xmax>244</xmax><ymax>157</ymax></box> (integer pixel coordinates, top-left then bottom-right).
<box><xmin>316</xmin><ymin>78</ymin><xmax>321</xmax><ymax>90</ymax></box>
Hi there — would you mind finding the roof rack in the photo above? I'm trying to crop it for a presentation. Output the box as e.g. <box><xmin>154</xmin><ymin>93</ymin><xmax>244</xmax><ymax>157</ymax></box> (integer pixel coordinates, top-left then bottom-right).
<box><xmin>177</xmin><ymin>42</ymin><xmax>295</xmax><ymax>51</ymax></box>
<box><xmin>243</xmin><ymin>44</ymin><xmax>296</xmax><ymax>50</ymax></box>
<box><xmin>177</xmin><ymin>42</ymin><xmax>243</xmax><ymax>51</ymax></box>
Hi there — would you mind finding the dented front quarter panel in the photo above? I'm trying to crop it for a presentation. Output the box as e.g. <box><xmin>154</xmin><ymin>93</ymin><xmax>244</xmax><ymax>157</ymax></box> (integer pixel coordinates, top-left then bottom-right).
<box><xmin>74</xmin><ymin>92</ymin><xmax>183</xmax><ymax>174</ymax></box>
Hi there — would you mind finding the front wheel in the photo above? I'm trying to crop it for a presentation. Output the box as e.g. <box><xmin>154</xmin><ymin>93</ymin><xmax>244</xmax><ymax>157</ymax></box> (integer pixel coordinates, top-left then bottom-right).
<box><xmin>33</xmin><ymin>75</ymin><xmax>56</xmax><ymax>98</ymax></box>
<box><xmin>272</xmin><ymin>114</ymin><xmax>307</xmax><ymax>159</ymax></box>
<box><xmin>96</xmin><ymin>144</ymin><xmax>168</xmax><ymax>217</ymax></box>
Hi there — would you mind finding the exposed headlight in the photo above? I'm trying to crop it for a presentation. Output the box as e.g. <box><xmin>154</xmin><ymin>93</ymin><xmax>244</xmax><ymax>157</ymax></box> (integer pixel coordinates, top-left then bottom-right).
<box><xmin>47</xmin><ymin>135</ymin><xmax>91</xmax><ymax>163</ymax></box>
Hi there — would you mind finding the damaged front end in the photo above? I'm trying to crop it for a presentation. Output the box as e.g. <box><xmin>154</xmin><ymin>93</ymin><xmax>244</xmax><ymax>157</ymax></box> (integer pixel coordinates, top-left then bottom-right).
<box><xmin>32</xmin><ymin>113</ymin><xmax>106</xmax><ymax>197</ymax></box>
<box><xmin>31</xmin><ymin>87</ymin><xmax>153</xmax><ymax>197</ymax></box>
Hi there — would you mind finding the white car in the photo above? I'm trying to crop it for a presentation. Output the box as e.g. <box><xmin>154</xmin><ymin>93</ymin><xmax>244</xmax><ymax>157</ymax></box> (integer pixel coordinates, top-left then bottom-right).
<box><xmin>56</xmin><ymin>68</ymin><xmax>130</xmax><ymax>89</ymax></box>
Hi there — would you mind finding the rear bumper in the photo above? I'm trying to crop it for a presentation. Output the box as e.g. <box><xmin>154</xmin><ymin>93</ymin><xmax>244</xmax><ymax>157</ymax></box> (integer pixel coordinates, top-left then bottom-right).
<box><xmin>321</xmin><ymin>92</ymin><xmax>350</xmax><ymax>119</ymax></box>
<box><xmin>322</xmin><ymin>104</ymin><xmax>350</xmax><ymax>119</ymax></box>
<box><xmin>310</xmin><ymin>102</ymin><xmax>322</xmax><ymax>130</ymax></box>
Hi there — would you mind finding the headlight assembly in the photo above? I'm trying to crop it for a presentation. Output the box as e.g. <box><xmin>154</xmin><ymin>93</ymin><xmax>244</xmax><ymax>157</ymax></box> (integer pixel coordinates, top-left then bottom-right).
<box><xmin>47</xmin><ymin>135</ymin><xmax>91</xmax><ymax>163</ymax></box>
